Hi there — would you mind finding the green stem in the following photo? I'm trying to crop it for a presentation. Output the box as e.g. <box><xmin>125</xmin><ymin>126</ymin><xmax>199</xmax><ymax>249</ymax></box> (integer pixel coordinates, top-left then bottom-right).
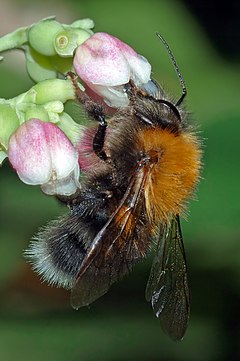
<box><xmin>0</xmin><ymin>27</ymin><xmax>28</xmax><ymax>54</ymax></box>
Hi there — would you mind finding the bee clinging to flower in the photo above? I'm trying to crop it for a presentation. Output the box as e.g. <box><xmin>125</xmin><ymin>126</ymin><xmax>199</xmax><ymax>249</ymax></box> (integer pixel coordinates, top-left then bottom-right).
<box><xmin>26</xmin><ymin>32</ymin><xmax>202</xmax><ymax>341</ymax></box>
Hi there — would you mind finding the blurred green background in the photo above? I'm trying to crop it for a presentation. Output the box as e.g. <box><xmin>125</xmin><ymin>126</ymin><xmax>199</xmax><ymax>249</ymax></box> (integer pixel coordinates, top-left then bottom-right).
<box><xmin>0</xmin><ymin>0</ymin><xmax>240</xmax><ymax>360</ymax></box>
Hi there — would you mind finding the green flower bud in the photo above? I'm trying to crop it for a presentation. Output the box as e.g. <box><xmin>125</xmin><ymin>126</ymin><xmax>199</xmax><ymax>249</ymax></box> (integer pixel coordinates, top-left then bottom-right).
<box><xmin>25</xmin><ymin>46</ymin><xmax>57</xmax><ymax>82</ymax></box>
<box><xmin>0</xmin><ymin>103</ymin><xmax>19</xmax><ymax>149</ymax></box>
<box><xmin>54</xmin><ymin>29</ymin><xmax>92</xmax><ymax>57</ymax></box>
<box><xmin>28</xmin><ymin>19</ymin><xmax>64</xmax><ymax>56</ymax></box>
<box><xmin>5</xmin><ymin>78</ymin><xmax>81</xmax><ymax>131</ymax></box>
<box><xmin>32</xmin><ymin>79</ymin><xmax>77</xmax><ymax>104</ymax></box>
<box><xmin>26</xmin><ymin>58</ymin><xmax>57</xmax><ymax>82</ymax></box>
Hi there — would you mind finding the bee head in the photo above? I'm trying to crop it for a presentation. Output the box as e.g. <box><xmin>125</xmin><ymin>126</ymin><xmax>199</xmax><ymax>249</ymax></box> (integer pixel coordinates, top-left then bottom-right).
<box><xmin>133</xmin><ymin>93</ymin><xmax>183</xmax><ymax>134</ymax></box>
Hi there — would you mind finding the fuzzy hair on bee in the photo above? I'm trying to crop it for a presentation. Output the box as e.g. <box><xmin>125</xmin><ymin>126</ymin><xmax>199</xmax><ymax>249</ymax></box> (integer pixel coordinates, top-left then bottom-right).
<box><xmin>26</xmin><ymin>35</ymin><xmax>202</xmax><ymax>341</ymax></box>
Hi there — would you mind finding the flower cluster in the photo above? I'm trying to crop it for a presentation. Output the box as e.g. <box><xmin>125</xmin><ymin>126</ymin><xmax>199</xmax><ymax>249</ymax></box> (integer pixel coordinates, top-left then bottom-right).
<box><xmin>0</xmin><ymin>18</ymin><xmax>152</xmax><ymax>196</ymax></box>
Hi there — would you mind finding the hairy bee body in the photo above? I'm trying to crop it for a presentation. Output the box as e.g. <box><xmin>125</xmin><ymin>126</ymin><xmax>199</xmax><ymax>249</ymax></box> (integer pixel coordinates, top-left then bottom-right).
<box><xmin>27</xmin><ymin>77</ymin><xmax>201</xmax><ymax>341</ymax></box>
<box><xmin>27</xmin><ymin>86</ymin><xmax>200</xmax><ymax>289</ymax></box>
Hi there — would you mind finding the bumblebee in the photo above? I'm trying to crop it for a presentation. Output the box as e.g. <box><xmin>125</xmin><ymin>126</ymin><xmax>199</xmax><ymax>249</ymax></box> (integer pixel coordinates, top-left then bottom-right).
<box><xmin>26</xmin><ymin>35</ymin><xmax>201</xmax><ymax>341</ymax></box>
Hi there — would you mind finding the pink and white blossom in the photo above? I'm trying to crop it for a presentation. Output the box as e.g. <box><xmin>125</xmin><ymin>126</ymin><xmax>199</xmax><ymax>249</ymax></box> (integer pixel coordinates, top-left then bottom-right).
<box><xmin>73</xmin><ymin>32</ymin><xmax>152</xmax><ymax>107</ymax></box>
<box><xmin>8</xmin><ymin>119</ymin><xmax>80</xmax><ymax>195</ymax></box>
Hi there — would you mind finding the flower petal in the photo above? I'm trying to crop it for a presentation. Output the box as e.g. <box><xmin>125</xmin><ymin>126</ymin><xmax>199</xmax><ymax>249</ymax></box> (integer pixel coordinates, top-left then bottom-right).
<box><xmin>89</xmin><ymin>84</ymin><xmax>129</xmax><ymax>107</ymax></box>
<box><xmin>8</xmin><ymin>119</ymin><xmax>80</xmax><ymax>195</ymax></box>
<box><xmin>42</xmin><ymin>121</ymin><xmax>78</xmax><ymax>179</ymax></box>
<box><xmin>8</xmin><ymin>120</ymin><xmax>51</xmax><ymax>184</ymax></box>
<box><xmin>41</xmin><ymin>164</ymin><xmax>80</xmax><ymax>196</ymax></box>
<box><xmin>74</xmin><ymin>32</ymin><xmax>131</xmax><ymax>86</ymax></box>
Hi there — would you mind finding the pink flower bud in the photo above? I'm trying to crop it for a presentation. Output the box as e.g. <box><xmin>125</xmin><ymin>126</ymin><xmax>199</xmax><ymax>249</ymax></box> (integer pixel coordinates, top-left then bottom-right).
<box><xmin>73</xmin><ymin>32</ymin><xmax>151</xmax><ymax>107</ymax></box>
<box><xmin>8</xmin><ymin>119</ymin><xmax>80</xmax><ymax>196</ymax></box>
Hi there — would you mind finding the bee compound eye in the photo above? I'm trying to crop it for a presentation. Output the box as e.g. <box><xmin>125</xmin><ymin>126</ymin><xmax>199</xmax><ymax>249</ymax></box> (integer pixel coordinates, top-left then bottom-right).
<box><xmin>159</xmin><ymin>100</ymin><xmax>182</xmax><ymax>121</ymax></box>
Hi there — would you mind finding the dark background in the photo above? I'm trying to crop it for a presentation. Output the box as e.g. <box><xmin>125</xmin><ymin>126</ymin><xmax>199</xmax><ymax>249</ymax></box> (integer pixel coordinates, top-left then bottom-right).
<box><xmin>0</xmin><ymin>0</ymin><xmax>240</xmax><ymax>360</ymax></box>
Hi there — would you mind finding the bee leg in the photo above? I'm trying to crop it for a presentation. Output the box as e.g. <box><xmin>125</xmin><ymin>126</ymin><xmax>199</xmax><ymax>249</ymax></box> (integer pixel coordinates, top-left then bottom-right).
<box><xmin>92</xmin><ymin>114</ymin><xmax>108</xmax><ymax>161</ymax></box>
<box><xmin>67</xmin><ymin>71</ymin><xmax>108</xmax><ymax>161</ymax></box>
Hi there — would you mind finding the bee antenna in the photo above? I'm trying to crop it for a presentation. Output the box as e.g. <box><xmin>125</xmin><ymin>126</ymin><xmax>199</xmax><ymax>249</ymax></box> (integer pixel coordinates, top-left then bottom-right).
<box><xmin>156</xmin><ymin>32</ymin><xmax>187</xmax><ymax>106</ymax></box>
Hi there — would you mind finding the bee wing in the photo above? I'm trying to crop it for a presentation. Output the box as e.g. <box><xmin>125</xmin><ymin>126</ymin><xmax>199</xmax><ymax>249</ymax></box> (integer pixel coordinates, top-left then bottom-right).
<box><xmin>71</xmin><ymin>164</ymin><xmax>150</xmax><ymax>309</ymax></box>
<box><xmin>145</xmin><ymin>215</ymin><xmax>190</xmax><ymax>341</ymax></box>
